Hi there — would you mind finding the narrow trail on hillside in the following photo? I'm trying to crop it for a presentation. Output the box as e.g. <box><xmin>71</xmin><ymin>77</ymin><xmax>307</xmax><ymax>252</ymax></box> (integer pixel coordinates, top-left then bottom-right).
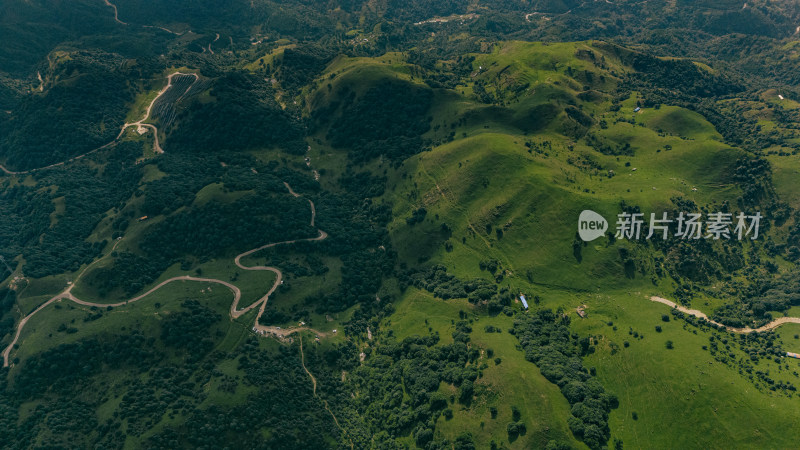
<box><xmin>142</xmin><ymin>25</ymin><xmax>188</xmax><ymax>35</ymax></box>
<box><xmin>299</xmin><ymin>334</ymin><xmax>354</xmax><ymax>449</ymax></box>
<box><xmin>0</xmin><ymin>140</ymin><xmax>119</xmax><ymax>175</ymax></box>
<box><xmin>103</xmin><ymin>0</ymin><xmax>127</xmax><ymax>25</ymax></box>
<box><xmin>650</xmin><ymin>296</ymin><xmax>800</xmax><ymax>333</ymax></box>
<box><xmin>418</xmin><ymin>158</ymin><xmax>514</xmax><ymax>273</ymax></box>
<box><xmin>103</xmin><ymin>0</ymin><xmax>193</xmax><ymax>35</ymax></box>
<box><xmin>2</xmin><ymin>183</ymin><xmax>326</xmax><ymax>367</ymax></box>
<box><xmin>299</xmin><ymin>335</ymin><xmax>318</xmax><ymax>394</ymax></box>
<box><xmin>0</xmin><ymin>72</ymin><xmax>197</xmax><ymax>175</ymax></box>
<box><xmin>419</xmin><ymin>160</ymin><xmax>489</xmax><ymax>248</ymax></box>
<box><xmin>209</xmin><ymin>33</ymin><xmax>220</xmax><ymax>54</ymax></box>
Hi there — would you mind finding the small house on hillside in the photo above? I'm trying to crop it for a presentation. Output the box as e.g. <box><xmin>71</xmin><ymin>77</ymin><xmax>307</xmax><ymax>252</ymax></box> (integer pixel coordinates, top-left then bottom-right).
<box><xmin>519</xmin><ymin>295</ymin><xmax>529</xmax><ymax>310</ymax></box>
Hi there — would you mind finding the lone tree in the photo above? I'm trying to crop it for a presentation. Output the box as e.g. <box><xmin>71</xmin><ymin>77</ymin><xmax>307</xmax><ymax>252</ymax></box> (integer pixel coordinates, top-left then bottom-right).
<box><xmin>507</xmin><ymin>422</ymin><xmax>520</xmax><ymax>438</ymax></box>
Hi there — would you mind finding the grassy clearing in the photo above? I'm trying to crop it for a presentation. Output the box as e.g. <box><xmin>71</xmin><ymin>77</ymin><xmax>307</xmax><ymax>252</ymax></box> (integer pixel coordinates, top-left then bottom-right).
<box><xmin>775</xmin><ymin>322</ymin><xmax>800</xmax><ymax>353</ymax></box>
<box><xmin>387</xmin><ymin>288</ymin><xmax>585</xmax><ymax>448</ymax></box>
<box><xmin>125</xmin><ymin>86</ymin><xmax>161</xmax><ymax>123</ymax></box>
<box><xmin>192</xmin><ymin>182</ymin><xmax>253</xmax><ymax>206</ymax></box>
<box><xmin>10</xmin><ymin>281</ymin><xmax>237</xmax><ymax>366</ymax></box>
<box><xmin>262</xmin><ymin>256</ymin><xmax>343</xmax><ymax>330</ymax></box>
<box><xmin>16</xmin><ymin>275</ymin><xmax>70</xmax><ymax>314</ymax></box>
<box><xmin>385</xmin><ymin>288</ymin><xmax>461</xmax><ymax>346</ymax></box>
<box><xmin>768</xmin><ymin>153</ymin><xmax>800</xmax><ymax>209</ymax></box>
<box><xmin>242</xmin><ymin>44</ymin><xmax>296</xmax><ymax>72</ymax></box>
<box><xmin>571</xmin><ymin>289</ymin><xmax>800</xmax><ymax>449</ymax></box>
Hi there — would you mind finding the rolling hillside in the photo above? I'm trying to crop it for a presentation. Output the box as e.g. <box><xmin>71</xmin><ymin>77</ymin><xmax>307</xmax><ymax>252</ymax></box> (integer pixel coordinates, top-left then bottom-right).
<box><xmin>2</xmin><ymin>1</ymin><xmax>800</xmax><ymax>449</ymax></box>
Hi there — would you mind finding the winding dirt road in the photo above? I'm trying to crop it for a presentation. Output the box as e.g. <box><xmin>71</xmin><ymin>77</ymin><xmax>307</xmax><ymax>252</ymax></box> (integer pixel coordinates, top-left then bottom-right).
<box><xmin>209</xmin><ymin>33</ymin><xmax>220</xmax><ymax>54</ymax></box>
<box><xmin>0</xmin><ymin>72</ymin><xmax>197</xmax><ymax>175</ymax></box>
<box><xmin>103</xmin><ymin>0</ymin><xmax>127</xmax><ymax>25</ymax></box>
<box><xmin>2</xmin><ymin>183</ymin><xmax>326</xmax><ymax>367</ymax></box>
<box><xmin>650</xmin><ymin>296</ymin><xmax>800</xmax><ymax>333</ymax></box>
<box><xmin>142</xmin><ymin>25</ymin><xmax>188</xmax><ymax>35</ymax></box>
<box><xmin>104</xmin><ymin>0</ymin><xmax>191</xmax><ymax>35</ymax></box>
<box><xmin>118</xmin><ymin>71</ymin><xmax>199</xmax><ymax>154</ymax></box>
<box><xmin>0</xmin><ymin>139</ymin><xmax>120</xmax><ymax>175</ymax></box>
<box><xmin>0</xmin><ymin>0</ymin><xmax>209</xmax><ymax>175</ymax></box>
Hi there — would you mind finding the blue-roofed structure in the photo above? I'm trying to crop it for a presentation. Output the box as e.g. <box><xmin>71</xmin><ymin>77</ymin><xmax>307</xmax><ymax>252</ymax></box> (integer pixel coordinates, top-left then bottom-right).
<box><xmin>519</xmin><ymin>295</ymin><xmax>529</xmax><ymax>310</ymax></box>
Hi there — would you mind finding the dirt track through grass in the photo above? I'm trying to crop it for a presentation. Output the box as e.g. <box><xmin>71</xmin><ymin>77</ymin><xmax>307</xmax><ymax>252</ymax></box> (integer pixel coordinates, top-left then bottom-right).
<box><xmin>650</xmin><ymin>295</ymin><xmax>800</xmax><ymax>333</ymax></box>
<box><xmin>3</xmin><ymin>183</ymin><xmax>326</xmax><ymax>367</ymax></box>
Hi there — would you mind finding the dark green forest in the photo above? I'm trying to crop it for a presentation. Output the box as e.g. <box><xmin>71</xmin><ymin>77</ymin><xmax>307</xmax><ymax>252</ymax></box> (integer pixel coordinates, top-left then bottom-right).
<box><xmin>0</xmin><ymin>300</ymin><xmax>342</xmax><ymax>449</ymax></box>
<box><xmin>0</xmin><ymin>53</ymin><xmax>135</xmax><ymax>169</ymax></box>
<box><xmin>166</xmin><ymin>73</ymin><xmax>307</xmax><ymax>155</ymax></box>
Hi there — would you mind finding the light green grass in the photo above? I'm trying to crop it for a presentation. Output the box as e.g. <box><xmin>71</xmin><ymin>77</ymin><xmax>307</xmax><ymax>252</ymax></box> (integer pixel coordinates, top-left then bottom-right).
<box><xmin>9</xmin><ymin>281</ymin><xmax>238</xmax><ymax>367</ymax></box>
<box><xmin>192</xmin><ymin>182</ymin><xmax>253</xmax><ymax>206</ymax></box>
<box><xmin>387</xmin><ymin>288</ymin><xmax>586</xmax><ymax>448</ymax></box>
<box><xmin>573</xmin><ymin>289</ymin><xmax>800</xmax><ymax>449</ymax></box>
